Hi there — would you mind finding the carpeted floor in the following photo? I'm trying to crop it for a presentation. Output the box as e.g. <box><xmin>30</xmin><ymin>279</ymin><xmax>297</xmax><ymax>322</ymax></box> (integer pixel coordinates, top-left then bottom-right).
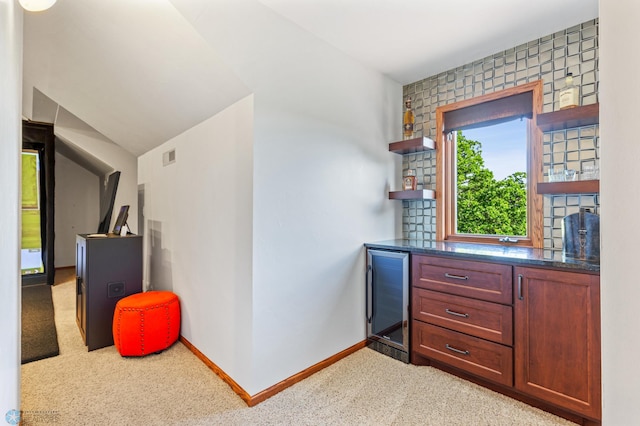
<box><xmin>21</xmin><ymin>277</ymin><xmax>576</xmax><ymax>425</ymax></box>
<box><xmin>21</xmin><ymin>283</ymin><xmax>59</xmax><ymax>364</ymax></box>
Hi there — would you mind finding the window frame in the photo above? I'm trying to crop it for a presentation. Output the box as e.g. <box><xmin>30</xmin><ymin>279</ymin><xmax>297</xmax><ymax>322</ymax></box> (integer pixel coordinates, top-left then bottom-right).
<box><xmin>435</xmin><ymin>80</ymin><xmax>543</xmax><ymax>248</ymax></box>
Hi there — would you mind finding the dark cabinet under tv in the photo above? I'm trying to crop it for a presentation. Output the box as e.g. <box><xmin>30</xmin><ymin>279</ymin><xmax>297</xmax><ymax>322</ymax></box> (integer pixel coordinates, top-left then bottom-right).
<box><xmin>76</xmin><ymin>234</ymin><xmax>142</xmax><ymax>351</ymax></box>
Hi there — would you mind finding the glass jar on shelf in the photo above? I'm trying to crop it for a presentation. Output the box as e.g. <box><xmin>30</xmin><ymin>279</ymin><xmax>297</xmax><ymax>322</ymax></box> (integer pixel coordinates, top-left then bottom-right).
<box><xmin>581</xmin><ymin>164</ymin><xmax>599</xmax><ymax>180</ymax></box>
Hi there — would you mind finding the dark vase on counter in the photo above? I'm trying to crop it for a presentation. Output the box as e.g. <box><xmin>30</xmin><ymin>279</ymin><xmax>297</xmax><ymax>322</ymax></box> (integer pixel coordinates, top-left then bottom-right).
<box><xmin>562</xmin><ymin>208</ymin><xmax>600</xmax><ymax>261</ymax></box>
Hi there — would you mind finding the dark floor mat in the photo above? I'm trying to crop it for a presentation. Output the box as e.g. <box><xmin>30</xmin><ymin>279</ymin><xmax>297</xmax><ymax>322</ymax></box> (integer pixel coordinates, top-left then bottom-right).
<box><xmin>21</xmin><ymin>284</ymin><xmax>59</xmax><ymax>364</ymax></box>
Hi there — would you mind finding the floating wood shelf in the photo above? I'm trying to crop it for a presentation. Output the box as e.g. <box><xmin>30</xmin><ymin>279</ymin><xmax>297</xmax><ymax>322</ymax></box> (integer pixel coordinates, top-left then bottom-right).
<box><xmin>389</xmin><ymin>189</ymin><xmax>436</xmax><ymax>200</ymax></box>
<box><xmin>536</xmin><ymin>103</ymin><xmax>599</xmax><ymax>132</ymax></box>
<box><xmin>389</xmin><ymin>136</ymin><xmax>436</xmax><ymax>154</ymax></box>
<box><xmin>537</xmin><ymin>180</ymin><xmax>599</xmax><ymax>194</ymax></box>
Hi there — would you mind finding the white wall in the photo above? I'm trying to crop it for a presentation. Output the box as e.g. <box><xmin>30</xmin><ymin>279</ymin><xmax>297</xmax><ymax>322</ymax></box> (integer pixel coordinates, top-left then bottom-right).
<box><xmin>138</xmin><ymin>95</ymin><xmax>255</xmax><ymax>390</ymax></box>
<box><xmin>0</xmin><ymin>0</ymin><xmax>22</xmax><ymax>415</ymax></box>
<box><xmin>250</xmin><ymin>80</ymin><xmax>400</xmax><ymax>394</ymax></box>
<box><xmin>54</xmin><ymin>126</ymin><xmax>138</xmax><ymax>234</ymax></box>
<box><xmin>170</xmin><ymin>0</ymin><xmax>401</xmax><ymax>395</ymax></box>
<box><xmin>54</xmin><ymin>152</ymin><xmax>100</xmax><ymax>267</ymax></box>
<box><xmin>238</xmin><ymin>9</ymin><xmax>400</xmax><ymax>397</ymax></box>
<box><xmin>599</xmin><ymin>2</ymin><xmax>640</xmax><ymax>423</ymax></box>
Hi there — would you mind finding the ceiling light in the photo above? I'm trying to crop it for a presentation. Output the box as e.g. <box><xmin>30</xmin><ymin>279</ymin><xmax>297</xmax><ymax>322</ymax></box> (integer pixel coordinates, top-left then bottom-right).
<box><xmin>19</xmin><ymin>0</ymin><xmax>57</xmax><ymax>12</ymax></box>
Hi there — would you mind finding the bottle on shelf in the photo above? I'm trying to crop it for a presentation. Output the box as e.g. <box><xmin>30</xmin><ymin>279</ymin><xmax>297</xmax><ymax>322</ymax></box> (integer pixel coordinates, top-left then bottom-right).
<box><xmin>403</xmin><ymin>97</ymin><xmax>415</xmax><ymax>140</ymax></box>
<box><xmin>558</xmin><ymin>73</ymin><xmax>579</xmax><ymax>110</ymax></box>
<box><xmin>403</xmin><ymin>169</ymin><xmax>417</xmax><ymax>191</ymax></box>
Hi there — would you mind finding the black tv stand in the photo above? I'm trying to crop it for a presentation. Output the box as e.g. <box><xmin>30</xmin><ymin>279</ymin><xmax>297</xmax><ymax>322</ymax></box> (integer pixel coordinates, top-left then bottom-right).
<box><xmin>76</xmin><ymin>233</ymin><xmax>142</xmax><ymax>351</ymax></box>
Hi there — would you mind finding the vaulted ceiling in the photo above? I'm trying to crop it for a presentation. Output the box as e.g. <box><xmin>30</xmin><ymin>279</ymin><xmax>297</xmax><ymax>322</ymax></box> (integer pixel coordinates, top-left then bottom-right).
<box><xmin>22</xmin><ymin>0</ymin><xmax>598</xmax><ymax>157</ymax></box>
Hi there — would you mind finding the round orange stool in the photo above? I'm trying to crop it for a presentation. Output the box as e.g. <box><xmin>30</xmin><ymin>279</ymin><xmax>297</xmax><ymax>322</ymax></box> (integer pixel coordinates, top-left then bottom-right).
<box><xmin>113</xmin><ymin>291</ymin><xmax>180</xmax><ymax>356</ymax></box>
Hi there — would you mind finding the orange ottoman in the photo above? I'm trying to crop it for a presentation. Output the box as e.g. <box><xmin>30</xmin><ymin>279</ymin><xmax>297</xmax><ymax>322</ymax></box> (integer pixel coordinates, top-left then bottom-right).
<box><xmin>113</xmin><ymin>291</ymin><xmax>180</xmax><ymax>356</ymax></box>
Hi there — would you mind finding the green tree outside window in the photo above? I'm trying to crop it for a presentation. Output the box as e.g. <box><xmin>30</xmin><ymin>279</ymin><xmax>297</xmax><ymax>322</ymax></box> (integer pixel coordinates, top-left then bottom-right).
<box><xmin>456</xmin><ymin>131</ymin><xmax>527</xmax><ymax>236</ymax></box>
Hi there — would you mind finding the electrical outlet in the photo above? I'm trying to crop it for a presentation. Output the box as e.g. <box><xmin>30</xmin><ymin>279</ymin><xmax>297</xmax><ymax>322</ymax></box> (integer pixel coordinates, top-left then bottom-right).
<box><xmin>107</xmin><ymin>281</ymin><xmax>125</xmax><ymax>298</ymax></box>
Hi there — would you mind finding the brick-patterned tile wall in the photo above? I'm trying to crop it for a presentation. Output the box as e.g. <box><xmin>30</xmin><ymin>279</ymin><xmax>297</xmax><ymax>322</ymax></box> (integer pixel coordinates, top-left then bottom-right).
<box><xmin>401</xmin><ymin>19</ymin><xmax>599</xmax><ymax>250</ymax></box>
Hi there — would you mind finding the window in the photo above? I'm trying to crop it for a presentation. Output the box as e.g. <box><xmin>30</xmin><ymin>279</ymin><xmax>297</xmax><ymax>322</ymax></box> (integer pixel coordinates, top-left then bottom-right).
<box><xmin>435</xmin><ymin>81</ymin><xmax>543</xmax><ymax>247</ymax></box>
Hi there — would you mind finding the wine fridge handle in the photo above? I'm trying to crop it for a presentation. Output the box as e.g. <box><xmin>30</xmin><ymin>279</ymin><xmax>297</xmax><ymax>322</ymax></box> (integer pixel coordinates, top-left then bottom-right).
<box><xmin>366</xmin><ymin>265</ymin><xmax>373</xmax><ymax>322</ymax></box>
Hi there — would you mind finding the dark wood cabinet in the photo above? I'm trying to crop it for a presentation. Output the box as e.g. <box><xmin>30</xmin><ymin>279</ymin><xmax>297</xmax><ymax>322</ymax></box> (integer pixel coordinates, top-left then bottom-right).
<box><xmin>410</xmin><ymin>253</ymin><xmax>601</xmax><ymax>423</ymax></box>
<box><xmin>411</xmin><ymin>254</ymin><xmax>514</xmax><ymax>386</ymax></box>
<box><xmin>514</xmin><ymin>266</ymin><xmax>601</xmax><ymax>420</ymax></box>
<box><xmin>76</xmin><ymin>234</ymin><xmax>142</xmax><ymax>351</ymax></box>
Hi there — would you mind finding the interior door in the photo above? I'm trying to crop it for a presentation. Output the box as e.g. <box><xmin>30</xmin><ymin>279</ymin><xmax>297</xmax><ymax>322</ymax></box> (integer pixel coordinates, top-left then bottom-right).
<box><xmin>21</xmin><ymin>121</ymin><xmax>55</xmax><ymax>286</ymax></box>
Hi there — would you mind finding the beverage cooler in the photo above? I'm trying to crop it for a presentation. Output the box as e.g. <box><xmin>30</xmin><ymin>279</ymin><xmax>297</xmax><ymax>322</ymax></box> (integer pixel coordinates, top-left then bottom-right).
<box><xmin>366</xmin><ymin>249</ymin><xmax>409</xmax><ymax>363</ymax></box>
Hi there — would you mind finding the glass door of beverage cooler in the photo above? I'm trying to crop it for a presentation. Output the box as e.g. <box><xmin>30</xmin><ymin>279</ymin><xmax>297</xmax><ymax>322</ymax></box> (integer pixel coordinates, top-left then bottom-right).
<box><xmin>366</xmin><ymin>249</ymin><xmax>409</xmax><ymax>358</ymax></box>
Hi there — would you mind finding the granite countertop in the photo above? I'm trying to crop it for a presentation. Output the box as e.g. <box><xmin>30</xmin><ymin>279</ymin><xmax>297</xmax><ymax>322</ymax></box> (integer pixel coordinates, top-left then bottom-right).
<box><xmin>364</xmin><ymin>240</ymin><xmax>600</xmax><ymax>273</ymax></box>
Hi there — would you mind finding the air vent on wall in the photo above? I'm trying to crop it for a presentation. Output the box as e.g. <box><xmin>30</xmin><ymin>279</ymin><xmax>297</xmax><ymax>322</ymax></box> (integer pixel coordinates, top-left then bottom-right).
<box><xmin>162</xmin><ymin>149</ymin><xmax>176</xmax><ymax>166</ymax></box>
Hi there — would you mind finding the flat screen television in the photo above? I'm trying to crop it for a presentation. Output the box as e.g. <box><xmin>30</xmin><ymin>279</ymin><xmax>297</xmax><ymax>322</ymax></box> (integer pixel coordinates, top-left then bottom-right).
<box><xmin>97</xmin><ymin>171</ymin><xmax>121</xmax><ymax>234</ymax></box>
<box><xmin>112</xmin><ymin>205</ymin><xmax>130</xmax><ymax>235</ymax></box>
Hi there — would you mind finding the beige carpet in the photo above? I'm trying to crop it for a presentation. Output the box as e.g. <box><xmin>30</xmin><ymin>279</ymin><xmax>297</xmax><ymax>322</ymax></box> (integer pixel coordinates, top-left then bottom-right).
<box><xmin>21</xmin><ymin>277</ymin><xmax>575</xmax><ymax>425</ymax></box>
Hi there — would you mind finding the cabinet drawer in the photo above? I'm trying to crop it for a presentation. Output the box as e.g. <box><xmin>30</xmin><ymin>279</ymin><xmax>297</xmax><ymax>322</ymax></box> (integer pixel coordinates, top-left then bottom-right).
<box><xmin>412</xmin><ymin>322</ymin><xmax>513</xmax><ymax>386</ymax></box>
<box><xmin>412</xmin><ymin>288</ymin><xmax>513</xmax><ymax>345</ymax></box>
<box><xmin>412</xmin><ymin>255</ymin><xmax>512</xmax><ymax>304</ymax></box>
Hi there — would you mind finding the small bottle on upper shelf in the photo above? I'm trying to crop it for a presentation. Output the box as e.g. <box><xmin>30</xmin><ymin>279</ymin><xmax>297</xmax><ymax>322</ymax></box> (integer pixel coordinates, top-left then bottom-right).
<box><xmin>558</xmin><ymin>73</ymin><xmax>580</xmax><ymax>110</ymax></box>
<box><xmin>403</xmin><ymin>97</ymin><xmax>415</xmax><ymax>140</ymax></box>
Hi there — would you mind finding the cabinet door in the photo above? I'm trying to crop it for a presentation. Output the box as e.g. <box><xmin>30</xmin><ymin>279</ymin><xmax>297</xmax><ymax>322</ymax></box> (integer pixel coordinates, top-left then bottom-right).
<box><xmin>75</xmin><ymin>238</ymin><xmax>86</xmax><ymax>341</ymax></box>
<box><xmin>514</xmin><ymin>267</ymin><xmax>600</xmax><ymax>420</ymax></box>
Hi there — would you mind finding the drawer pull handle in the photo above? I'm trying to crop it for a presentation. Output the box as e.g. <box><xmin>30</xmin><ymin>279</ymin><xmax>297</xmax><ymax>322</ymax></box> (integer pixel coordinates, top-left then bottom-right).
<box><xmin>445</xmin><ymin>344</ymin><xmax>470</xmax><ymax>356</ymax></box>
<box><xmin>445</xmin><ymin>308</ymin><xmax>469</xmax><ymax>318</ymax></box>
<box><xmin>444</xmin><ymin>273</ymin><xmax>469</xmax><ymax>281</ymax></box>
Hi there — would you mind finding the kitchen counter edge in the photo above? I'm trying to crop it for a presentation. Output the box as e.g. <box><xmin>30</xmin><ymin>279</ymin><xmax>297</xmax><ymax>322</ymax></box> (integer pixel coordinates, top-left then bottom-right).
<box><xmin>364</xmin><ymin>240</ymin><xmax>599</xmax><ymax>273</ymax></box>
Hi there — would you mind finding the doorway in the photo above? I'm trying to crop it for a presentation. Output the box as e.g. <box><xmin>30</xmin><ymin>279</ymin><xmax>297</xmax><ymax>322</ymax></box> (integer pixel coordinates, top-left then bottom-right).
<box><xmin>22</xmin><ymin>121</ymin><xmax>55</xmax><ymax>286</ymax></box>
